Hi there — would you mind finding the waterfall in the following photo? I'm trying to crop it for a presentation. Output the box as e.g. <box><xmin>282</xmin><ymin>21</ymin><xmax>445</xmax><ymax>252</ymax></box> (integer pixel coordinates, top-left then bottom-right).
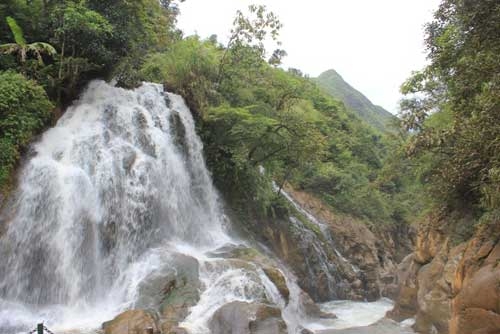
<box><xmin>0</xmin><ymin>81</ymin><xmax>402</xmax><ymax>334</ymax></box>
<box><xmin>0</xmin><ymin>80</ymin><xmax>227</xmax><ymax>302</ymax></box>
<box><xmin>0</xmin><ymin>81</ymin><xmax>244</xmax><ymax>333</ymax></box>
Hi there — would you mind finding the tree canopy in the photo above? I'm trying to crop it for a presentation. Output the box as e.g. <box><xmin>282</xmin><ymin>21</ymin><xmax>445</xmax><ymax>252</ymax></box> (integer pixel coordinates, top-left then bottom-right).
<box><xmin>400</xmin><ymin>0</ymin><xmax>500</xmax><ymax>217</ymax></box>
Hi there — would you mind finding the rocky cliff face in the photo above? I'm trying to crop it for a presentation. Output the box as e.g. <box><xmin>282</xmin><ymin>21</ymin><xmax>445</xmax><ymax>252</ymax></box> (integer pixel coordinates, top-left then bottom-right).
<box><xmin>389</xmin><ymin>215</ymin><xmax>500</xmax><ymax>334</ymax></box>
<box><xmin>233</xmin><ymin>185</ymin><xmax>414</xmax><ymax>304</ymax></box>
<box><xmin>283</xmin><ymin>187</ymin><xmax>414</xmax><ymax>300</ymax></box>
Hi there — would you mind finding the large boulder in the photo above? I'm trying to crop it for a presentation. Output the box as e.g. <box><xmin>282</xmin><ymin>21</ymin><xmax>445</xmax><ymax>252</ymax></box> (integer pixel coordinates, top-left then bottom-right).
<box><xmin>413</xmin><ymin>241</ymin><xmax>465</xmax><ymax>333</ymax></box>
<box><xmin>386</xmin><ymin>254</ymin><xmax>421</xmax><ymax>321</ymax></box>
<box><xmin>134</xmin><ymin>253</ymin><xmax>200</xmax><ymax>310</ymax></box>
<box><xmin>208</xmin><ymin>244</ymin><xmax>290</xmax><ymax>303</ymax></box>
<box><xmin>262</xmin><ymin>267</ymin><xmax>290</xmax><ymax>303</ymax></box>
<box><xmin>298</xmin><ymin>291</ymin><xmax>337</xmax><ymax>319</ymax></box>
<box><xmin>107</xmin><ymin>252</ymin><xmax>200</xmax><ymax>334</ymax></box>
<box><xmin>450</xmin><ymin>236</ymin><xmax>500</xmax><ymax>334</ymax></box>
<box><xmin>157</xmin><ymin>255</ymin><xmax>200</xmax><ymax>333</ymax></box>
<box><xmin>103</xmin><ymin>310</ymin><xmax>159</xmax><ymax>334</ymax></box>
<box><xmin>208</xmin><ymin>301</ymin><xmax>287</xmax><ymax>334</ymax></box>
<box><xmin>389</xmin><ymin>215</ymin><xmax>500</xmax><ymax>334</ymax></box>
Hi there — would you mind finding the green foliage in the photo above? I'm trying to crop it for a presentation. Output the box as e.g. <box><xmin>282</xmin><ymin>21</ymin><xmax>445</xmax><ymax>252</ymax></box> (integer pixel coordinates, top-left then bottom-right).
<box><xmin>0</xmin><ymin>16</ymin><xmax>56</xmax><ymax>65</ymax></box>
<box><xmin>218</xmin><ymin>5</ymin><xmax>285</xmax><ymax>84</ymax></box>
<box><xmin>139</xmin><ymin>19</ymin><xmax>415</xmax><ymax>224</ymax></box>
<box><xmin>400</xmin><ymin>0</ymin><xmax>500</xmax><ymax>217</ymax></box>
<box><xmin>141</xmin><ymin>37</ymin><xmax>220</xmax><ymax>112</ymax></box>
<box><xmin>6</xmin><ymin>16</ymin><xmax>26</xmax><ymax>45</ymax></box>
<box><xmin>1</xmin><ymin>0</ymin><xmax>181</xmax><ymax>100</ymax></box>
<box><xmin>0</xmin><ymin>1</ymin><xmax>421</xmax><ymax>229</ymax></box>
<box><xmin>316</xmin><ymin>69</ymin><xmax>396</xmax><ymax>133</ymax></box>
<box><xmin>0</xmin><ymin>0</ymin><xmax>182</xmax><ymax>197</ymax></box>
<box><xmin>0</xmin><ymin>71</ymin><xmax>53</xmax><ymax>188</ymax></box>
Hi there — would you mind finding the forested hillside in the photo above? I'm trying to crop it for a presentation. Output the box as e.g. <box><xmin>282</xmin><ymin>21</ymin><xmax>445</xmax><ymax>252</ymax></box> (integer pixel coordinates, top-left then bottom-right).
<box><xmin>389</xmin><ymin>1</ymin><xmax>500</xmax><ymax>333</ymax></box>
<box><xmin>0</xmin><ymin>0</ymin><xmax>182</xmax><ymax>197</ymax></box>
<box><xmin>398</xmin><ymin>0</ymin><xmax>500</xmax><ymax>237</ymax></box>
<box><xmin>0</xmin><ymin>0</ymin><xmax>419</xmax><ymax>227</ymax></box>
<box><xmin>316</xmin><ymin>69</ymin><xmax>396</xmax><ymax>133</ymax></box>
<box><xmin>1</xmin><ymin>0</ymin><xmax>499</xmax><ymax>333</ymax></box>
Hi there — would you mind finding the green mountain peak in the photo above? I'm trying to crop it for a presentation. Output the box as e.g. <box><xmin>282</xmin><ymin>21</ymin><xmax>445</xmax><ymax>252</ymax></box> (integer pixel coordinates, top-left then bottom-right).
<box><xmin>315</xmin><ymin>69</ymin><xmax>396</xmax><ymax>132</ymax></box>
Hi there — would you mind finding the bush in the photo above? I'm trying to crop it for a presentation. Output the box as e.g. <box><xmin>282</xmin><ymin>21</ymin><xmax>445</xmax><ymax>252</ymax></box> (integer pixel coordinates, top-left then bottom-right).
<box><xmin>0</xmin><ymin>71</ymin><xmax>53</xmax><ymax>188</ymax></box>
<box><xmin>141</xmin><ymin>37</ymin><xmax>220</xmax><ymax>114</ymax></box>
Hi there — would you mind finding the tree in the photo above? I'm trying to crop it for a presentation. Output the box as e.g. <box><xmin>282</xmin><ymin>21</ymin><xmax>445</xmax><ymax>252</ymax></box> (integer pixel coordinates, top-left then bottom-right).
<box><xmin>49</xmin><ymin>2</ymin><xmax>113</xmax><ymax>99</ymax></box>
<box><xmin>399</xmin><ymin>0</ymin><xmax>500</xmax><ymax>212</ymax></box>
<box><xmin>0</xmin><ymin>16</ymin><xmax>56</xmax><ymax>67</ymax></box>
<box><xmin>217</xmin><ymin>5</ymin><xmax>285</xmax><ymax>84</ymax></box>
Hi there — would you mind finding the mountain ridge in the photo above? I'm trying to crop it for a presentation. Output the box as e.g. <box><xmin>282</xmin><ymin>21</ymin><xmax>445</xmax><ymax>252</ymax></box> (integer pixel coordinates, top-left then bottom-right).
<box><xmin>315</xmin><ymin>69</ymin><xmax>396</xmax><ymax>132</ymax></box>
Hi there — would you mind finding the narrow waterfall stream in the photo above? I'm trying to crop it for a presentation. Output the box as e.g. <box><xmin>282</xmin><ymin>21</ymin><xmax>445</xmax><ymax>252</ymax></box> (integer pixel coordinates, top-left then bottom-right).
<box><xmin>0</xmin><ymin>81</ymin><xmax>408</xmax><ymax>334</ymax></box>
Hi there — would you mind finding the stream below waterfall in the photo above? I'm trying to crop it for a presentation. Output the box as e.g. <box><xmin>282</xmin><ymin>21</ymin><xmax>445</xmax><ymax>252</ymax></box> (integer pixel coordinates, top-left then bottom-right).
<box><xmin>0</xmin><ymin>81</ymin><xmax>412</xmax><ymax>334</ymax></box>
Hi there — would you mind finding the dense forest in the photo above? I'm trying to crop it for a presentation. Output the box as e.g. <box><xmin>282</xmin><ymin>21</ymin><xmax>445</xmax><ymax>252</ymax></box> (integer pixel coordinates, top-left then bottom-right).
<box><xmin>1</xmin><ymin>1</ymin><xmax>499</xmax><ymax>334</ymax></box>
<box><xmin>0</xmin><ymin>0</ymin><xmax>498</xmax><ymax>255</ymax></box>
<box><xmin>0</xmin><ymin>0</ymin><xmax>422</xmax><ymax>229</ymax></box>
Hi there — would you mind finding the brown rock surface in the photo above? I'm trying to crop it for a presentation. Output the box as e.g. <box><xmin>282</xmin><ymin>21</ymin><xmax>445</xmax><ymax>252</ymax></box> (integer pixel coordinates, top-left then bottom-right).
<box><xmin>103</xmin><ymin>310</ymin><xmax>159</xmax><ymax>334</ymax></box>
<box><xmin>262</xmin><ymin>267</ymin><xmax>290</xmax><ymax>303</ymax></box>
<box><xmin>387</xmin><ymin>254</ymin><xmax>421</xmax><ymax>321</ymax></box>
<box><xmin>450</xmin><ymin>234</ymin><xmax>500</xmax><ymax>334</ymax></box>
<box><xmin>414</xmin><ymin>216</ymin><xmax>447</xmax><ymax>264</ymax></box>
<box><xmin>283</xmin><ymin>186</ymin><xmax>414</xmax><ymax>301</ymax></box>
<box><xmin>298</xmin><ymin>291</ymin><xmax>337</xmax><ymax>319</ymax></box>
<box><xmin>390</xmin><ymin>215</ymin><xmax>500</xmax><ymax>334</ymax></box>
<box><xmin>413</xmin><ymin>241</ymin><xmax>465</xmax><ymax>333</ymax></box>
<box><xmin>208</xmin><ymin>301</ymin><xmax>287</xmax><ymax>334</ymax></box>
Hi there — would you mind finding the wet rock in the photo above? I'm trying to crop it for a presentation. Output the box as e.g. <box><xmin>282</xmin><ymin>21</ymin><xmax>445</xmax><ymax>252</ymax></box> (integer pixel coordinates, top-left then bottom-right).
<box><xmin>208</xmin><ymin>301</ymin><xmax>287</xmax><ymax>334</ymax></box>
<box><xmin>169</xmin><ymin>111</ymin><xmax>187</xmax><ymax>154</ymax></box>
<box><xmin>130</xmin><ymin>252</ymin><xmax>200</xmax><ymax>333</ymax></box>
<box><xmin>387</xmin><ymin>254</ymin><xmax>421</xmax><ymax>321</ymax></box>
<box><xmin>281</xmin><ymin>186</ymin><xmax>414</xmax><ymax>302</ymax></box>
<box><xmin>102</xmin><ymin>309</ymin><xmax>159</xmax><ymax>334</ymax></box>
<box><xmin>299</xmin><ymin>291</ymin><xmax>337</xmax><ymax>319</ymax></box>
<box><xmin>262</xmin><ymin>267</ymin><xmax>290</xmax><ymax>303</ymax></box>
<box><xmin>209</xmin><ymin>244</ymin><xmax>291</xmax><ymax>303</ymax></box>
<box><xmin>134</xmin><ymin>253</ymin><xmax>200</xmax><ymax>310</ymax></box>
<box><xmin>299</xmin><ymin>328</ymin><xmax>314</xmax><ymax>334</ymax></box>
<box><xmin>260</xmin><ymin>214</ymin><xmax>351</xmax><ymax>302</ymax></box>
<box><xmin>317</xmin><ymin>318</ymin><xmax>415</xmax><ymax>334</ymax></box>
<box><xmin>160</xmin><ymin>280</ymin><xmax>200</xmax><ymax>333</ymax></box>
<box><xmin>208</xmin><ymin>244</ymin><xmax>273</xmax><ymax>267</ymax></box>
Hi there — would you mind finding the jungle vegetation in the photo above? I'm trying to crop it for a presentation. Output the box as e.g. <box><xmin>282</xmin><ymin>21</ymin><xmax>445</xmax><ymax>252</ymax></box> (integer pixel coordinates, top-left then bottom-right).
<box><xmin>1</xmin><ymin>0</ymin><xmax>497</xmax><ymax>235</ymax></box>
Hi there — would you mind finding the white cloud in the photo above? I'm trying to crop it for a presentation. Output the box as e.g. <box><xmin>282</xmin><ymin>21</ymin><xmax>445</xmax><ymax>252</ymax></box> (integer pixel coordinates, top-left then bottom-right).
<box><xmin>177</xmin><ymin>0</ymin><xmax>441</xmax><ymax>114</ymax></box>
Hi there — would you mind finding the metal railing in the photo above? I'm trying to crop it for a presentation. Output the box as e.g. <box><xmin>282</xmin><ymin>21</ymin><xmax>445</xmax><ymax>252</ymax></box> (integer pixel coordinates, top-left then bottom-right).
<box><xmin>28</xmin><ymin>324</ymin><xmax>55</xmax><ymax>334</ymax></box>
<box><xmin>27</xmin><ymin>323</ymin><xmax>156</xmax><ymax>334</ymax></box>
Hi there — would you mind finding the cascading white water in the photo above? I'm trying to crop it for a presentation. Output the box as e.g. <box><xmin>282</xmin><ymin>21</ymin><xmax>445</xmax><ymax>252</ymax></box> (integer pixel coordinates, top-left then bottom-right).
<box><xmin>0</xmin><ymin>81</ymin><xmax>407</xmax><ymax>334</ymax></box>
<box><xmin>0</xmin><ymin>81</ymin><xmax>249</xmax><ymax>333</ymax></box>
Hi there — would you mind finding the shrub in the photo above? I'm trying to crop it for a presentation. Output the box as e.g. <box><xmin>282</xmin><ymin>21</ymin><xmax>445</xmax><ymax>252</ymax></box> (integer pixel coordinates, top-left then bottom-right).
<box><xmin>0</xmin><ymin>71</ymin><xmax>53</xmax><ymax>188</ymax></box>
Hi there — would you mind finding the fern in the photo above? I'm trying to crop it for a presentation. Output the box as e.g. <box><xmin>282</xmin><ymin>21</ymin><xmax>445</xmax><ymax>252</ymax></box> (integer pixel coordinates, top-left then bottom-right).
<box><xmin>6</xmin><ymin>16</ymin><xmax>26</xmax><ymax>46</ymax></box>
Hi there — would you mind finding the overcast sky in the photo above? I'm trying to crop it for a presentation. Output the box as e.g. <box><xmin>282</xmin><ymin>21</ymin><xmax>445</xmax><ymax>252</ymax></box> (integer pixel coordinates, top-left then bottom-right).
<box><xmin>177</xmin><ymin>0</ymin><xmax>441</xmax><ymax>114</ymax></box>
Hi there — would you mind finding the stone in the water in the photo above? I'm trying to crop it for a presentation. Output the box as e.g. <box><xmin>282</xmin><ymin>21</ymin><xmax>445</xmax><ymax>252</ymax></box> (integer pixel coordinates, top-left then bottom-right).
<box><xmin>208</xmin><ymin>301</ymin><xmax>287</xmax><ymax>334</ymax></box>
<box><xmin>103</xmin><ymin>310</ymin><xmax>159</xmax><ymax>334</ymax></box>
<box><xmin>262</xmin><ymin>267</ymin><xmax>290</xmax><ymax>303</ymax></box>
<box><xmin>299</xmin><ymin>291</ymin><xmax>337</xmax><ymax>319</ymax></box>
<box><xmin>317</xmin><ymin>318</ymin><xmax>414</xmax><ymax>334</ymax></box>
